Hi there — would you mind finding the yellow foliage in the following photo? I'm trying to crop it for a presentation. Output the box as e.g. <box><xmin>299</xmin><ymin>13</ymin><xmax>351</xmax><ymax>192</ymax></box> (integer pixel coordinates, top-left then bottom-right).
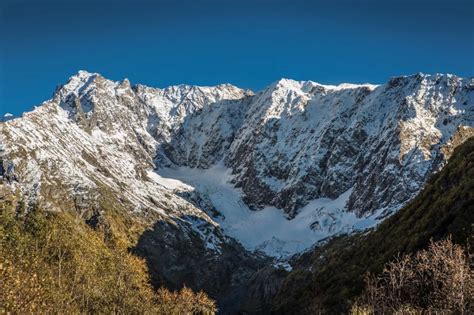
<box><xmin>0</xmin><ymin>200</ymin><xmax>216</xmax><ymax>314</ymax></box>
<box><xmin>156</xmin><ymin>286</ymin><xmax>217</xmax><ymax>315</ymax></box>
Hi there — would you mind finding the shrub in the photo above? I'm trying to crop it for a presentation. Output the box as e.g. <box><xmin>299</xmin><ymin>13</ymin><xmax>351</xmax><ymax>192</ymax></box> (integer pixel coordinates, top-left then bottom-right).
<box><xmin>353</xmin><ymin>238</ymin><xmax>472</xmax><ymax>314</ymax></box>
<box><xmin>0</xmin><ymin>198</ymin><xmax>217</xmax><ymax>314</ymax></box>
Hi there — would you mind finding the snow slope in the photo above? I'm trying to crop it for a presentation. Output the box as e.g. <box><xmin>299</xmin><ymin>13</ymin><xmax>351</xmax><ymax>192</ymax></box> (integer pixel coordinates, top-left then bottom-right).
<box><xmin>153</xmin><ymin>164</ymin><xmax>389</xmax><ymax>257</ymax></box>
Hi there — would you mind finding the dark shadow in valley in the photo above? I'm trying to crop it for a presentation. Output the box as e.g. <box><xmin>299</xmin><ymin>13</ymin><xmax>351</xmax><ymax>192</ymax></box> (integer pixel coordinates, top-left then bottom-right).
<box><xmin>132</xmin><ymin>214</ymin><xmax>284</xmax><ymax>314</ymax></box>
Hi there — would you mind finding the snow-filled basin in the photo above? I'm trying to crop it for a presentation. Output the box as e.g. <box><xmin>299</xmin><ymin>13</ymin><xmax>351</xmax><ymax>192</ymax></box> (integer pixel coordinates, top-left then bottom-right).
<box><xmin>149</xmin><ymin>164</ymin><xmax>379</xmax><ymax>258</ymax></box>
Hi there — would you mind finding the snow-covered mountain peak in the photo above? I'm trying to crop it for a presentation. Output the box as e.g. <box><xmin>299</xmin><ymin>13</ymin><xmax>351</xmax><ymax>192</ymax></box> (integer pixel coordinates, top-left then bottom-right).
<box><xmin>54</xmin><ymin>70</ymin><xmax>102</xmax><ymax>106</ymax></box>
<box><xmin>120</xmin><ymin>77</ymin><xmax>132</xmax><ymax>87</ymax></box>
<box><xmin>270</xmin><ymin>78</ymin><xmax>303</xmax><ymax>90</ymax></box>
<box><xmin>76</xmin><ymin>69</ymin><xmax>98</xmax><ymax>78</ymax></box>
<box><xmin>64</xmin><ymin>69</ymin><xmax>100</xmax><ymax>90</ymax></box>
<box><xmin>269</xmin><ymin>77</ymin><xmax>379</xmax><ymax>94</ymax></box>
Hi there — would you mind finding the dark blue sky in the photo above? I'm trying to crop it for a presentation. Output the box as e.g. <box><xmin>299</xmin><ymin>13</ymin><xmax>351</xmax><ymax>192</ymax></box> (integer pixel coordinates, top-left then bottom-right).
<box><xmin>1</xmin><ymin>0</ymin><xmax>473</xmax><ymax>116</ymax></box>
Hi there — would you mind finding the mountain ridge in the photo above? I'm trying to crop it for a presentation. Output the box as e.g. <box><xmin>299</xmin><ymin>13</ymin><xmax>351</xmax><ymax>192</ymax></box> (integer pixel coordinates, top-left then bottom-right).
<box><xmin>1</xmin><ymin>71</ymin><xmax>473</xmax><ymax>258</ymax></box>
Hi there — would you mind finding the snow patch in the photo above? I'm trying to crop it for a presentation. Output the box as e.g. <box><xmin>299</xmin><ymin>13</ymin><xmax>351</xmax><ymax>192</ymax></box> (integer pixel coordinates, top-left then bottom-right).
<box><xmin>155</xmin><ymin>164</ymin><xmax>380</xmax><ymax>258</ymax></box>
<box><xmin>147</xmin><ymin>170</ymin><xmax>192</xmax><ymax>190</ymax></box>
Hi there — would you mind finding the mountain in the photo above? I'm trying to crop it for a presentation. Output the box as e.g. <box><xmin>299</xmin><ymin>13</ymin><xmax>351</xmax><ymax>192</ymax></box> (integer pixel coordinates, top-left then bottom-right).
<box><xmin>0</xmin><ymin>71</ymin><xmax>473</xmax><ymax>311</ymax></box>
<box><xmin>0</xmin><ymin>71</ymin><xmax>266</xmax><ymax>311</ymax></box>
<box><xmin>1</xmin><ymin>71</ymin><xmax>473</xmax><ymax>256</ymax></box>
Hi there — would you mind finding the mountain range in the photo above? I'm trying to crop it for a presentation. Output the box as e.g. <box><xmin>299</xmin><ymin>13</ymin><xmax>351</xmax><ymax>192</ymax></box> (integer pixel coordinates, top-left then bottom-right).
<box><xmin>1</xmin><ymin>71</ymin><xmax>473</xmax><ymax>312</ymax></box>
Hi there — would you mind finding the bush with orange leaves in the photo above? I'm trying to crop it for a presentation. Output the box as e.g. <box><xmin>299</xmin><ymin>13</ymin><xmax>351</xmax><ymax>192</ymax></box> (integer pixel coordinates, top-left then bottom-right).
<box><xmin>0</xmin><ymin>257</ymin><xmax>52</xmax><ymax>313</ymax></box>
<box><xmin>156</xmin><ymin>286</ymin><xmax>217</xmax><ymax>315</ymax></box>
<box><xmin>352</xmin><ymin>238</ymin><xmax>473</xmax><ymax>314</ymax></box>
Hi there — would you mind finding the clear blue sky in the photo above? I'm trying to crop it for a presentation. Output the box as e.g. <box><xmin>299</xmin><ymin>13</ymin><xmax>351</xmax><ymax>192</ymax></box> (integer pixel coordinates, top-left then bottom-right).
<box><xmin>1</xmin><ymin>0</ymin><xmax>473</xmax><ymax>116</ymax></box>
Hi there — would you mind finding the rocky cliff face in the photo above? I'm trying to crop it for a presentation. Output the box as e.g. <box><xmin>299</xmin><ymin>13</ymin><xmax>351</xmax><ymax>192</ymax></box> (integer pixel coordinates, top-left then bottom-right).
<box><xmin>1</xmin><ymin>71</ymin><xmax>472</xmax><ymax>255</ymax></box>
<box><xmin>160</xmin><ymin>74</ymin><xmax>474</xmax><ymax>218</ymax></box>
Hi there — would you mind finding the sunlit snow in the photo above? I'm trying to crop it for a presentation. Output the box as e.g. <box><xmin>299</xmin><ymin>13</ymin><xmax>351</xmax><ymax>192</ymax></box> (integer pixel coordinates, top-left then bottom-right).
<box><xmin>151</xmin><ymin>164</ymin><xmax>380</xmax><ymax>258</ymax></box>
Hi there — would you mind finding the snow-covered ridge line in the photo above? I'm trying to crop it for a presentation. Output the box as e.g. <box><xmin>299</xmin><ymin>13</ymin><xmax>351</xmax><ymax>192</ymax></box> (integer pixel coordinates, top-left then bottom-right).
<box><xmin>4</xmin><ymin>70</ymin><xmax>455</xmax><ymax>120</ymax></box>
<box><xmin>1</xmin><ymin>70</ymin><xmax>472</xmax><ymax>258</ymax></box>
<box><xmin>70</xmin><ymin>70</ymin><xmax>444</xmax><ymax>94</ymax></box>
<box><xmin>270</xmin><ymin>77</ymin><xmax>379</xmax><ymax>92</ymax></box>
<box><xmin>58</xmin><ymin>69</ymin><xmax>252</xmax><ymax>99</ymax></box>
<box><xmin>65</xmin><ymin>70</ymin><xmax>379</xmax><ymax>93</ymax></box>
